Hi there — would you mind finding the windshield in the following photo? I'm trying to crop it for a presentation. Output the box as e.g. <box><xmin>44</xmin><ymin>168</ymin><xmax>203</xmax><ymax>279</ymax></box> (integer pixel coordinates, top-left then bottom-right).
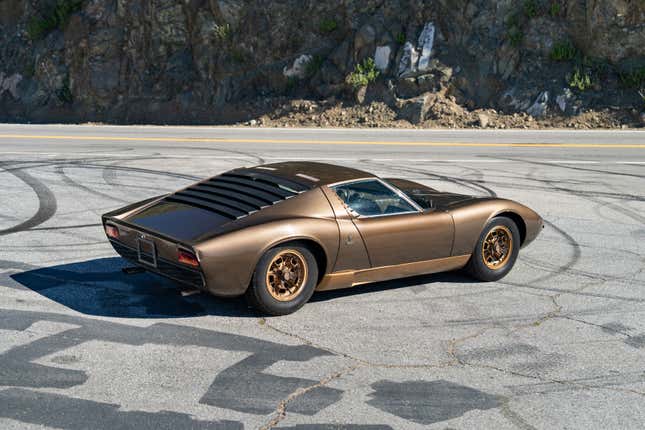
<box><xmin>331</xmin><ymin>179</ymin><xmax>417</xmax><ymax>216</ymax></box>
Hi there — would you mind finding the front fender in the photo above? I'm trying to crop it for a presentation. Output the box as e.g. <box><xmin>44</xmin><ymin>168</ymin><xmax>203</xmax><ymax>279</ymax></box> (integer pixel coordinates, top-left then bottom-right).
<box><xmin>451</xmin><ymin>199</ymin><xmax>542</xmax><ymax>255</ymax></box>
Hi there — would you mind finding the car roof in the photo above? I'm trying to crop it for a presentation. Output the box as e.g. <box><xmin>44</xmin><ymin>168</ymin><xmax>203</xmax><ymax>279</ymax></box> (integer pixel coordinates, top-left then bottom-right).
<box><xmin>246</xmin><ymin>161</ymin><xmax>376</xmax><ymax>187</ymax></box>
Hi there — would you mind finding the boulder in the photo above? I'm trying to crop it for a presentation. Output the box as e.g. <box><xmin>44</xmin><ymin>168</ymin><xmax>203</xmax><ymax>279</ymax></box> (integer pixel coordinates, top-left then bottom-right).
<box><xmin>0</xmin><ymin>73</ymin><xmax>22</xmax><ymax>99</ymax></box>
<box><xmin>283</xmin><ymin>55</ymin><xmax>313</xmax><ymax>79</ymax></box>
<box><xmin>477</xmin><ymin>113</ymin><xmax>490</xmax><ymax>128</ymax></box>
<box><xmin>397</xmin><ymin>22</ymin><xmax>435</xmax><ymax>78</ymax></box>
<box><xmin>398</xmin><ymin>94</ymin><xmax>431</xmax><ymax>124</ymax></box>
<box><xmin>416</xmin><ymin>22</ymin><xmax>435</xmax><ymax>72</ymax></box>
<box><xmin>374</xmin><ymin>45</ymin><xmax>392</xmax><ymax>73</ymax></box>
<box><xmin>526</xmin><ymin>91</ymin><xmax>549</xmax><ymax>118</ymax></box>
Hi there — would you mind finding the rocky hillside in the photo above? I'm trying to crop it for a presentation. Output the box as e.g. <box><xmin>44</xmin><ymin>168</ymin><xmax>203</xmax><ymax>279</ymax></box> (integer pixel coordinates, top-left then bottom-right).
<box><xmin>0</xmin><ymin>0</ymin><xmax>644</xmax><ymax>128</ymax></box>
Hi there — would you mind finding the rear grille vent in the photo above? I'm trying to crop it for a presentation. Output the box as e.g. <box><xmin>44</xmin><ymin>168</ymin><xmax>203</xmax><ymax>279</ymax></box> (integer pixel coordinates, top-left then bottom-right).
<box><xmin>163</xmin><ymin>168</ymin><xmax>312</xmax><ymax>220</ymax></box>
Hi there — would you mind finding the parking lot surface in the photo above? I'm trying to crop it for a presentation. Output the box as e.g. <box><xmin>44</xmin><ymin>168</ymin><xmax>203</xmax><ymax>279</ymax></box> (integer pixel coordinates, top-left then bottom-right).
<box><xmin>1</xmin><ymin>125</ymin><xmax>644</xmax><ymax>429</ymax></box>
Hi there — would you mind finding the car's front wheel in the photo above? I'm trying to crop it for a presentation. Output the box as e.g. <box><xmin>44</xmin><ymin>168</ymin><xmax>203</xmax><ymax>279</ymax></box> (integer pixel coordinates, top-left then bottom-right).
<box><xmin>465</xmin><ymin>217</ymin><xmax>520</xmax><ymax>282</ymax></box>
<box><xmin>245</xmin><ymin>244</ymin><xmax>318</xmax><ymax>315</ymax></box>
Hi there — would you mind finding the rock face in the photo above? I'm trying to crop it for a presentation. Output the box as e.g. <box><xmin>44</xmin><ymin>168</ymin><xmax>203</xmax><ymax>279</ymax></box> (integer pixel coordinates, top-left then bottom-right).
<box><xmin>0</xmin><ymin>0</ymin><xmax>643</xmax><ymax>124</ymax></box>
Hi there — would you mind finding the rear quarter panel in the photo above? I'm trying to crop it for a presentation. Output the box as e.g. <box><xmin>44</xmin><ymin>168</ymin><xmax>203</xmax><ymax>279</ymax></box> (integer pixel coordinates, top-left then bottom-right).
<box><xmin>196</xmin><ymin>218</ymin><xmax>340</xmax><ymax>296</ymax></box>
<box><xmin>195</xmin><ymin>188</ymin><xmax>341</xmax><ymax>296</ymax></box>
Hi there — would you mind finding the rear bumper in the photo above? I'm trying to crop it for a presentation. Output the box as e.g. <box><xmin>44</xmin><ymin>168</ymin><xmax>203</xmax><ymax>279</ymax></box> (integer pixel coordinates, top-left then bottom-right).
<box><xmin>109</xmin><ymin>239</ymin><xmax>205</xmax><ymax>289</ymax></box>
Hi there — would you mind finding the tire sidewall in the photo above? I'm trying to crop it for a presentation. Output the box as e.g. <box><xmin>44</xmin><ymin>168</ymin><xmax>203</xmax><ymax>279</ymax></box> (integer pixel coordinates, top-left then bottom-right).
<box><xmin>251</xmin><ymin>245</ymin><xmax>318</xmax><ymax>315</ymax></box>
<box><xmin>470</xmin><ymin>217</ymin><xmax>520</xmax><ymax>281</ymax></box>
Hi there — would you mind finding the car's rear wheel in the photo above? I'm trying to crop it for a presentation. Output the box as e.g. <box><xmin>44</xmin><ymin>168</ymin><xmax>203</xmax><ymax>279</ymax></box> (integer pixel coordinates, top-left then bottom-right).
<box><xmin>465</xmin><ymin>217</ymin><xmax>520</xmax><ymax>282</ymax></box>
<box><xmin>245</xmin><ymin>244</ymin><xmax>318</xmax><ymax>315</ymax></box>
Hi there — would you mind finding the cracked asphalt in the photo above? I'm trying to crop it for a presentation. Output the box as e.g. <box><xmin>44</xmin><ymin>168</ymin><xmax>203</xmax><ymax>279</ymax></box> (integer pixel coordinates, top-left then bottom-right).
<box><xmin>0</xmin><ymin>125</ymin><xmax>644</xmax><ymax>429</ymax></box>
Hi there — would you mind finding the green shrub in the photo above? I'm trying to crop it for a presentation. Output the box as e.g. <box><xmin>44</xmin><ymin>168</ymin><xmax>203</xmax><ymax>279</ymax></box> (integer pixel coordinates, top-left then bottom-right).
<box><xmin>346</xmin><ymin>57</ymin><xmax>380</xmax><ymax>89</ymax></box>
<box><xmin>568</xmin><ymin>67</ymin><xmax>593</xmax><ymax>91</ymax></box>
<box><xmin>395</xmin><ymin>32</ymin><xmax>406</xmax><ymax>45</ymax></box>
<box><xmin>550</xmin><ymin>41</ymin><xmax>577</xmax><ymax>61</ymax></box>
<box><xmin>619</xmin><ymin>67</ymin><xmax>645</xmax><ymax>89</ymax></box>
<box><xmin>523</xmin><ymin>0</ymin><xmax>539</xmax><ymax>18</ymax></box>
<box><xmin>319</xmin><ymin>18</ymin><xmax>338</xmax><ymax>34</ymax></box>
<box><xmin>549</xmin><ymin>2</ymin><xmax>562</xmax><ymax>17</ymax></box>
<box><xmin>27</xmin><ymin>0</ymin><xmax>83</xmax><ymax>41</ymax></box>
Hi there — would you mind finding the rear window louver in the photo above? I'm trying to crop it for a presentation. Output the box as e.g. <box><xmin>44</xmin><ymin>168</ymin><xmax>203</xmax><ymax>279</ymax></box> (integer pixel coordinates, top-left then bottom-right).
<box><xmin>163</xmin><ymin>168</ymin><xmax>313</xmax><ymax>220</ymax></box>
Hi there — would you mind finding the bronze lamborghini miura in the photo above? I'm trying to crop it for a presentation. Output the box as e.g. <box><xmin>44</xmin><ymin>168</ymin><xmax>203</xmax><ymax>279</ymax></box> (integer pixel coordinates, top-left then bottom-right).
<box><xmin>102</xmin><ymin>162</ymin><xmax>543</xmax><ymax>315</ymax></box>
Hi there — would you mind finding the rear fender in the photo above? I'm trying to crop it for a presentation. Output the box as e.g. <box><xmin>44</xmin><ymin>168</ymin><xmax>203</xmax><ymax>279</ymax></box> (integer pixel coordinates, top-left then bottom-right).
<box><xmin>195</xmin><ymin>218</ymin><xmax>340</xmax><ymax>297</ymax></box>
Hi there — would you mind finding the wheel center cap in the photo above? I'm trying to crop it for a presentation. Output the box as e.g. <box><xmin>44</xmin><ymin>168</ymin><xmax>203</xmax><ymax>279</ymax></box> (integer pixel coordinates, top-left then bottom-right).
<box><xmin>283</xmin><ymin>270</ymin><xmax>293</xmax><ymax>281</ymax></box>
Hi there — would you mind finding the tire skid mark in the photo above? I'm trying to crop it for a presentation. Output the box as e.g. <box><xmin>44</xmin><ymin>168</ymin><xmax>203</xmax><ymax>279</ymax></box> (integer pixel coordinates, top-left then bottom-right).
<box><xmin>98</xmin><ymin>156</ymin><xmax>198</xmax><ymax>189</ymax></box>
<box><xmin>590</xmin><ymin>198</ymin><xmax>645</xmax><ymax>225</ymax></box>
<box><xmin>520</xmin><ymin>255</ymin><xmax>645</xmax><ymax>287</ymax></box>
<box><xmin>102</xmin><ymin>161</ymin><xmax>119</xmax><ymax>188</ymax></box>
<box><xmin>519</xmin><ymin>219</ymin><xmax>582</xmax><ymax>285</ymax></box>
<box><xmin>54</xmin><ymin>165</ymin><xmax>131</xmax><ymax>204</ymax></box>
<box><xmin>164</xmin><ymin>146</ymin><xmax>266</xmax><ymax>165</ymax></box>
<box><xmin>2</xmin><ymin>240</ymin><xmax>105</xmax><ymax>250</ymax></box>
<box><xmin>0</xmin><ymin>164</ymin><xmax>57</xmax><ymax>237</ymax></box>
<box><xmin>71</xmin><ymin>163</ymin><xmax>199</xmax><ymax>181</ymax></box>
<box><xmin>491</xmin><ymin>156</ymin><xmax>645</xmax><ymax>222</ymax></box>
<box><xmin>0</xmin><ymin>155</ymin><xmax>146</xmax><ymax>172</ymax></box>
<box><xmin>489</xmin><ymin>157</ymin><xmax>645</xmax><ymax>181</ymax></box>
<box><xmin>487</xmin><ymin>157</ymin><xmax>641</xmax><ymax>285</ymax></box>
<box><xmin>498</xmin><ymin>280</ymin><xmax>645</xmax><ymax>304</ymax></box>
<box><xmin>475</xmin><ymin>179</ymin><xmax>645</xmax><ymax>203</ymax></box>
<box><xmin>29</xmin><ymin>223</ymin><xmax>102</xmax><ymax>231</ymax></box>
<box><xmin>362</xmin><ymin>160</ymin><xmax>497</xmax><ymax>197</ymax></box>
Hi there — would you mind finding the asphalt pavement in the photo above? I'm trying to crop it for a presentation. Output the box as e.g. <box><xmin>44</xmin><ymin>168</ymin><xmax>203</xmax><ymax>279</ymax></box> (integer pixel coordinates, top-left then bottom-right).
<box><xmin>0</xmin><ymin>124</ymin><xmax>644</xmax><ymax>429</ymax></box>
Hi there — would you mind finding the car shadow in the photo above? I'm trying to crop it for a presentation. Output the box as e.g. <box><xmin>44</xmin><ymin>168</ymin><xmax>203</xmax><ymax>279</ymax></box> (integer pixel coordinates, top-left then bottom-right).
<box><xmin>10</xmin><ymin>257</ymin><xmax>477</xmax><ymax>318</ymax></box>
<box><xmin>10</xmin><ymin>257</ymin><xmax>255</xmax><ymax>318</ymax></box>
<box><xmin>310</xmin><ymin>271</ymin><xmax>477</xmax><ymax>302</ymax></box>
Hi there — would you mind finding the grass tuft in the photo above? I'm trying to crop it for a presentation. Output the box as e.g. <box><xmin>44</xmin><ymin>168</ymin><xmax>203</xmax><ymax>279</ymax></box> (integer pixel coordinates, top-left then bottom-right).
<box><xmin>346</xmin><ymin>57</ymin><xmax>380</xmax><ymax>89</ymax></box>
<box><xmin>550</xmin><ymin>40</ymin><xmax>577</xmax><ymax>61</ymax></box>
<box><xmin>214</xmin><ymin>23</ymin><xmax>231</xmax><ymax>42</ymax></box>
<box><xmin>568</xmin><ymin>67</ymin><xmax>593</xmax><ymax>91</ymax></box>
<box><xmin>319</xmin><ymin>18</ymin><xmax>338</xmax><ymax>34</ymax></box>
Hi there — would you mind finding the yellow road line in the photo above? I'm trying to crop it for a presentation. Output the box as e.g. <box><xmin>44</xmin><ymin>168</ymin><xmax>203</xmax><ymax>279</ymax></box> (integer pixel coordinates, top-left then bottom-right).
<box><xmin>0</xmin><ymin>134</ymin><xmax>643</xmax><ymax>148</ymax></box>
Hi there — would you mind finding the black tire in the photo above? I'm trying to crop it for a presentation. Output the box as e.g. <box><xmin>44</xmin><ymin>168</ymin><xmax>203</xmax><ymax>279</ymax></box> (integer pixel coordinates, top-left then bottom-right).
<box><xmin>245</xmin><ymin>244</ymin><xmax>318</xmax><ymax>316</ymax></box>
<box><xmin>465</xmin><ymin>217</ymin><xmax>520</xmax><ymax>282</ymax></box>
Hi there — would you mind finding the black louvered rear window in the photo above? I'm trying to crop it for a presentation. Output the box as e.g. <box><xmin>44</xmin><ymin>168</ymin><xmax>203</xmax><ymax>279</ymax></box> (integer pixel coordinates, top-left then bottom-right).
<box><xmin>162</xmin><ymin>168</ymin><xmax>313</xmax><ymax>220</ymax></box>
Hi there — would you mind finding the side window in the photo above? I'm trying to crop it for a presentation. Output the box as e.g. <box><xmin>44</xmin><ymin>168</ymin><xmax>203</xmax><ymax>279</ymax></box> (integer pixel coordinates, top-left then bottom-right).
<box><xmin>332</xmin><ymin>180</ymin><xmax>418</xmax><ymax>217</ymax></box>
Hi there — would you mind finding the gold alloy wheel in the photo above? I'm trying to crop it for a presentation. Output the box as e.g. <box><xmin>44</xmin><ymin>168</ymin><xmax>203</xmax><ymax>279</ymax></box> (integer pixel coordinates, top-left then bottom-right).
<box><xmin>482</xmin><ymin>225</ymin><xmax>513</xmax><ymax>270</ymax></box>
<box><xmin>265</xmin><ymin>249</ymin><xmax>308</xmax><ymax>302</ymax></box>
